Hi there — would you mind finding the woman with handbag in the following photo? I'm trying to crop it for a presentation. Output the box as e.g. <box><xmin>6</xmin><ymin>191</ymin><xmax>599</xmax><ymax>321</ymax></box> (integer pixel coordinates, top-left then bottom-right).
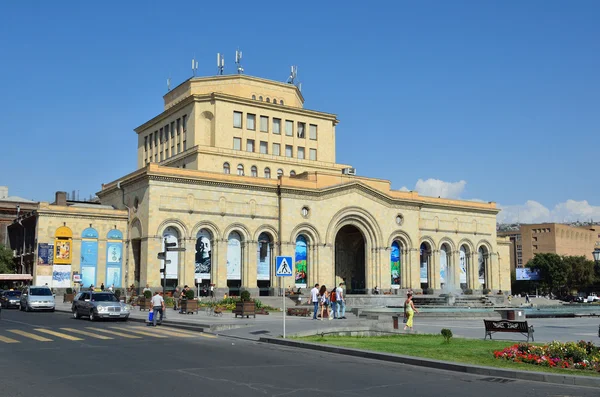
<box><xmin>403</xmin><ymin>291</ymin><xmax>419</xmax><ymax>331</ymax></box>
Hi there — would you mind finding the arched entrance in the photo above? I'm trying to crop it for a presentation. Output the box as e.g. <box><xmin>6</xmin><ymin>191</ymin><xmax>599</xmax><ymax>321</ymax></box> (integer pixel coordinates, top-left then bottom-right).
<box><xmin>440</xmin><ymin>243</ymin><xmax>452</xmax><ymax>291</ymax></box>
<box><xmin>478</xmin><ymin>245</ymin><xmax>489</xmax><ymax>290</ymax></box>
<box><xmin>419</xmin><ymin>242</ymin><xmax>432</xmax><ymax>291</ymax></box>
<box><xmin>195</xmin><ymin>229</ymin><xmax>213</xmax><ymax>295</ymax></box>
<box><xmin>256</xmin><ymin>232</ymin><xmax>273</xmax><ymax>296</ymax></box>
<box><xmin>459</xmin><ymin>245</ymin><xmax>470</xmax><ymax>290</ymax></box>
<box><xmin>334</xmin><ymin>225</ymin><xmax>366</xmax><ymax>294</ymax></box>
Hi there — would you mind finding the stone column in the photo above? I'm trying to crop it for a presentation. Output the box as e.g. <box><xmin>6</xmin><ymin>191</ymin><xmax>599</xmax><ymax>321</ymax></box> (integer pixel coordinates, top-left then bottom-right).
<box><xmin>430</xmin><ymin>250</ymin><xmax>438</xmax><ymax>291</ymax></box>
<box><xmin>146</xmin><ymin>236</ymin><xmax>163</xmax><ymax>288</ymax></box>
<box><xmin>451</xmin><ymin>250</ymin><xmax>460</xmax><ymax>290</ymax></box>
<box><xmin>214</xmin><ymin>238</ymin><xmax>228</xmax><ymax>298</ymax></box>
<box><xmin>410</xmin><ymin>248</ymin><xmax>420</xmax><ymax>290</ymax></box>
<box><xmin>246</xmin><ymin>240</ymin><xmax>259</xmax><ymax>297</ymax></box>
<box><xmin>182</xmin><ymin>237</ymin><xmax>195</xmax><ymax>289</ymax></box>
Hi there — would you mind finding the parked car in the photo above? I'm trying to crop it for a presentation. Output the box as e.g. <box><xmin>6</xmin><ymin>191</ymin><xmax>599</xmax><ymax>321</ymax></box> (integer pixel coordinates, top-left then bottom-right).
<box><xmin>71</xmin><ymin>291</ymin><xmax>129</xmax><ymax>321</ymax></box>
<box><xmin>19</xmin><ymin>286</ymin><xmax>55</xmax><ymax>312</ymax></box>
<box><xmin>1</xmin><ymin>290</ymin><xmax>22</xmax><ymax>308</ymax></box>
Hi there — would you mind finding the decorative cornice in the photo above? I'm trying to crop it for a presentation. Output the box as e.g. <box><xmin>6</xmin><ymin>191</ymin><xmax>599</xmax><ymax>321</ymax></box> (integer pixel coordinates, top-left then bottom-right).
<box><xmin>419</xmin><ymin>228</ymin><xmax>493</xmax><ymax>237</ymax></box>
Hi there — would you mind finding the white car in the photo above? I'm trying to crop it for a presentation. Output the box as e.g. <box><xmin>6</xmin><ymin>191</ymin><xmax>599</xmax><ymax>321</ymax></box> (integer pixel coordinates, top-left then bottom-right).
<box><xmin>20</xmin><ymin>286</ymin><xmax>55</xmax><ymax>312</ymax></box>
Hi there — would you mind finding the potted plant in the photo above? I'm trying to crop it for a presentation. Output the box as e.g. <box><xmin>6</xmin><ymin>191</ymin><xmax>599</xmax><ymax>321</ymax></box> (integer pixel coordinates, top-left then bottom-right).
<box><xmin>63</xmin><ymin>287</ymin><xmax>76</xmax><ymax>303</ymax></box>
<box><xmin>234</xmin><ymin>290</ymin><xmax>256</xmax><ymax>318</ymax></box>
<box><xmin>180</xmin><ymin>289</ymin><xmax>198</xmax><ymax>314</ymax></box>
<box><xmin>138</xmin><ymin>290</ymin><xmax>153</xmax><ymax>311</ymax></box>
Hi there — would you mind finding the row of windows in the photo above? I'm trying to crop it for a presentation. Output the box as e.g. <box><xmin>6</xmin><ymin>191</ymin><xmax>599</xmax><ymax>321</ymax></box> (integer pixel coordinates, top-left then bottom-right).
<box><xmin>223</xmin><ymin>162</ymin><xmax>297</xmax><ymax>178</ymax></box>
<box><xmin>143</xmin><ymin>115</ymin><xmax>188</xmax><ymax>162</ymax></box>
<box><xmin>233</xmin><ymin>138</ymin><xmax>317</xmax><ymax>160</ymax></box>
<box><xmin>233</xmin><ymin>111</ymin><xmax>317</xmax><ymax>140</ymax></box>
<box><xmin>251</xmin><ymin>95</ymin><xmax>284</xmax><ymax>105</ymax></box>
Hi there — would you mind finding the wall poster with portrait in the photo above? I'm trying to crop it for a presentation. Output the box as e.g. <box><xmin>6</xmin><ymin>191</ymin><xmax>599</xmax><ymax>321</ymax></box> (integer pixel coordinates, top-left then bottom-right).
<box><xmin>294</xmin><ymin>235</ymin><xmax>307</xmax><ymax>288</ymax></box>
<box><xmin>195</xmin><ymin>229</ymin><xmax>212</xmax><ymax>281</ymax></box>
<box><xmin>54</xmin><ymin>239</ymin><xmax>72</xmax><ymax>264</ymax></box>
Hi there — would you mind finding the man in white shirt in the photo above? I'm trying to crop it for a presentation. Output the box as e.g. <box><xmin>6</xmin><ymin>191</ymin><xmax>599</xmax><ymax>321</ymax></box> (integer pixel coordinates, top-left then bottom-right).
<box><xmin>336</xmin><ymin>283</ymin><xmax>346</xmax><ymax>319</ymax></box>
<box><xmin>310</xmin><ymin>283</ymin><xmax>320</xmax><ymax>320</ymax></box>
<box><xmin>150</xmin><ymin>291</ymin><xmax>165</xmax><ymax>326</ymax></box>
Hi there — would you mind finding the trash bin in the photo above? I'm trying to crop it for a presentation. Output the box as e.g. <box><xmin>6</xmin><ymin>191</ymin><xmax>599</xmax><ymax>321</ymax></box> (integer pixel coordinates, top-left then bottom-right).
<box><xmin>507</xmin><ymin>310</ymin><xmax>515</xmax><ymax>320</ymax></box>
<box><xmin>392</xmin><ymin>315</ymin><xmax>399</xmax><ymax>329</ymax></box>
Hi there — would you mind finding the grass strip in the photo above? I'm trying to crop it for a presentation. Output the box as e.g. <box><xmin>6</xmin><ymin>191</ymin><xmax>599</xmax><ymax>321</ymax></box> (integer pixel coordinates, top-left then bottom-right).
<box><xmin>297</xmin><ymin>334</ymin><xmax>600</xmax><ymax>377</ymax></box>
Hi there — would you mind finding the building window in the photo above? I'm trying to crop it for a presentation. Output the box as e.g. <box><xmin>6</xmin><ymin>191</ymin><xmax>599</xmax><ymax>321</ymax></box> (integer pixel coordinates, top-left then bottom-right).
<box><xmin>223</xmin><ymin>162</ymin><xmax>230</xmax><ymax>174</ymax></box>
<box><xmin>297</xmin><ymin>147</ymin><xmax>305</xmax><ymax>159</ymax></box>
<box><xmin>182</xmin><ymin>115</ymin><xmax>187</xmax><ymax>131</ymax></box>
<box><xmin>264</xmin><ymin>167</ymin><xmax>271</xmax><ymax>178</ymax></box>
<box><xmin>154</xmin><ymin>131</ymin><xmax>158</xmax><ymax>146</ymax></box>
<box><xmin>160</xmin><ymin>151</ymin><xmax>163</xmax><ymax>161</ymax></box>
<box><xmin>233</xmin><ymin>137</ymin><xmax>242</xmax><ymax>150</ymax></box>
<box><xmin>285</xmin><ymin>145</ymin><xmax>293</xmax><ymax>157</ymax></box>
<box><xmin>177</xmin><ymin>143</ymin><xmax>180</xmax><ymax>153</ymax></box>
<box><xmin>165</xmin><ymin>148</ymin><xmax>169</xmax><ymax>158</ymax></box>
<box><xmin>273</xmin><ymin>143</ymin><xmax>281</xmax><ymax>156</ymax></box>
<box><xmin>309</xmin><ymin>148</ymin><xmax>317</xmax><ymax>160</ymax></box>
<box><xmin>176</xmin><ymin>119</ymin><xmax>180</xmax><ymax>135</ymax></box>
<box><xmin>247</xmin><ymin>114</ymin><xmax>256</xmax><ymax>130</ymax></box>
<box><xmin>170</xmin><ymin>122</ymin><xmax>175</xmax><ymax>138</ymax></box>
<box><xmin>290</xmin><ymin>170</ymin><xmax>296</xmax><ymax>177</ymax></box>
<box><xmin>309</xmin><ymin>124</ymin><xmax>317</xmax><ymax>140</ymax></box>
<box><xmin>154</xmin><ymin>154</ymin><xmax>158</xmax><ymax>162</ymax></box>
<box><xmin>246</xmin><ymin>139</ymin><xmax>255</xmax><ymax>152</ymax></box>
<box><xmin>233</xmin><ymin>111</ymin><xmax>243</xmax><ymax>128</ymax></box>
<box><xmin>273</xmin><ymin>99</ymin><xmax>277</xmax><ymax>104</ymax></box>
<box><xmin>259</xmin><ymin>96</ymin><xmax>263</xmax><ymax>101</ymax></box>
<box><xmin>252</xmin><ymin>95</ymin><xmax>256</xmax><ymax>100</ymax></box>
<box><xmin>149</xmin><ymin>134</ymin><xmax>153</xmax><ymax>149</ymax></box>
<box><xmin>260</xmin><ymin>116</ymin><xmax>268</xmax><ymax>132</ymax></box>
<box><xmin>280</xmin><ymin>100</ymin><xmax>284</xmax><ymax>106</ymax></box>
<box><xmin>251</xmin><ymin>166</ymin><xmax>257</xmax><ymax>177</ymax></box>
<box><xmin>237</xmin><ymin>164</ymin><xmax>244</xmax><ymax>176</ymax></box>
<box><xmin>533</xmin><ymin>245</ymin><xmax>538</xmax><ymax>250</ymax></box>
<box><xmin>144</xmin><ymin>136</ymin><xmax>148</xmax><ymax>152</ymax></box>
<box><xmin>165</xmin><ymin>124</ymin><xmax>170</xmax><ymax>141</ymax></box>
<box><xmin>159</xmin><ymin>128</ymin><xmax>164</xmax><ymax>143</ymax></box>
<box><xmin>273</xmin><ymin>118</ymin><xmax>281</xmax><ymax>134</ymax></box>
<box><xmin>183</xmin><ymin>139</ymin><xmax>187</xmax><ymax>151</ymax></box>
<box><xmin>285</xmin><ymin>120</ymin><xmax>293</xmax><ymax>136</ymax></box>
<box><xmin>297</xmin><ymin>122</ymin><xmax>305</xmax><ymax>138</ymax></box>
<box><xmin>277</xmin><ymin>169</ymin><xmax>283</xmax><ymax>178</ymax></box>
<box><xmin>259</xmin><ymin>141</ymin><xmax>268</xmax><ymax>154</ymax></box>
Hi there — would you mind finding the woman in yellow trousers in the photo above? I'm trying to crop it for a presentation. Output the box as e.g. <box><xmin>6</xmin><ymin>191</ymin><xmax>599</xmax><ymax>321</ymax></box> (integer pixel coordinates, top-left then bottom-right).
<box><xmin>403</xmin><ymin>291</ymin><xmax>419</xmax><ymax>331</ymax></box>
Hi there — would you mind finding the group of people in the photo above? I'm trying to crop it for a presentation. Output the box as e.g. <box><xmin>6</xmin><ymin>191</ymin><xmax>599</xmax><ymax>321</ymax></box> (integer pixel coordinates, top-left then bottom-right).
<box><xmin>309</xmin><ymin>283</ymin><xmax>347</xmax><ymax>320</ymax></box>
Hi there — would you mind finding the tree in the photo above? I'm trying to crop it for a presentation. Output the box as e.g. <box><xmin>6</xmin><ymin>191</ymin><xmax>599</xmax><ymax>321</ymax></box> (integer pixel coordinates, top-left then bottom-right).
<box><xmin>564</xmin><ymin>255</ymin><xmax>595</xmax><ymax>293</ymax></box>
<box><xmin>0</xmin><ymin>244</ymin><xmax>15</xmax><ymax>274</ymax></box>
<box><xmin>526</xmin><ymin>253</ymin><xmax>570</xmax><ymax>295</ymax></box>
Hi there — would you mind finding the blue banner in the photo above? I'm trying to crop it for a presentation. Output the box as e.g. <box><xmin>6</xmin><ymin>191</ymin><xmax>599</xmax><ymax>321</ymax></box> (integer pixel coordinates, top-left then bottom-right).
<box><xmin>516</xmin><ymin>268</ymin><xmax>542</xmax><ymax>281</ymax></box>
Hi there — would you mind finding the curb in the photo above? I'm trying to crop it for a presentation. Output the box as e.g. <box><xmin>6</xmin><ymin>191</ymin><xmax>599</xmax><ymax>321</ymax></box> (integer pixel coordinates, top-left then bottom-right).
<box><xmin>259</xmin><ymin>337</ymin><xmax>600</xmax><ymax>389</ymax></box>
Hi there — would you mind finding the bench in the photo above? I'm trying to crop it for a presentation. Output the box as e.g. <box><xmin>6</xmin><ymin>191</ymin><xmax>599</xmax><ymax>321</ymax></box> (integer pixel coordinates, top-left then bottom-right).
<box><xmin>483</xmin><ymin>319</ymin><xmax>534</xmax><ymax>342</ymax></box>
<box><xmin>287</xmin><ymin>308</ymin><xmax>311</xmax><ymax>317</ymax></box>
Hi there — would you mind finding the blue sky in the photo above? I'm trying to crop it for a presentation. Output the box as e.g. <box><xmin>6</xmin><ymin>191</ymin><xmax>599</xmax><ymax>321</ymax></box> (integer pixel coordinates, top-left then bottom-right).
<box><xmin>1</xmin><ymin>1</ymin><xmax>599</xmax><ymax>223</ymax></box>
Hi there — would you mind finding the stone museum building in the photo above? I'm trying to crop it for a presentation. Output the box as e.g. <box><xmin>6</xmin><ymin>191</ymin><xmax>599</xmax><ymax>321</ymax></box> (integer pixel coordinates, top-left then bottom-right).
<box><xmin>10</xmin><ymin>73</ymin><xmax>511</xmax><ymax>296</ymax></box>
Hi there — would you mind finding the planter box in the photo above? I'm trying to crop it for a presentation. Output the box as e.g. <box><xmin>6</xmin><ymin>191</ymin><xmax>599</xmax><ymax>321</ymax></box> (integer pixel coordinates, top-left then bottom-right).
<box><xmin>234</xmin><ymin>301</ymin><xmax>256</xmax><ymax>318</ymax></box>
<box><xmin>138</xmin><ymin>298</ymin><xmax>152</xmax><ymax>311</ymax></box>
<box><xmin>180</xmin><ymin>299</ymin><xmax>199</xmax><ymax>314</ymax></box>
<box><xmin>63</xmin><ymin>293</ymin><xmax>76</xmax><ymax>303</ymax></box>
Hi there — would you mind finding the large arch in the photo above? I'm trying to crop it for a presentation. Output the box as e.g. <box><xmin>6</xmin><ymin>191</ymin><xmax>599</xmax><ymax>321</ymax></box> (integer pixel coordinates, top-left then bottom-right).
<box><xmin>256</xmin><ymin>231</ymin><xmax>275</xmax><ymax>296</ymax></box>
<box><xmin>222</xmin><ymin>223</ymin><xmax>251</xmax><ymax>242</ymax></box>
<box><xmin>335</xmin><ymin>224</ymin><xmax>366</xmax><ymax>294</ymax></box>
<box><xmin>458</xmin><ymin>240</ymin><xmax>475</xmax><ymax>289</ymax></box>
<box><xmin>226</xmin><ymin>230</ymin><xmax>244</xmax><ymax>296</ymax></box>
<box><xmin>419</xmin><ymin>239</ymin><xmax>435</xmax><ymax>291</ymax></box>
<box><xmin>388</xmin><ymin>231</ymin><xmax>412</xmax><ymax>289</ymax></box>
<box><xmin>253</xmin><ymin>224</ymin><xmax>279</xmax><ymax>242</ymax></box>
<box><xmin>190</xmin><ymin>221</ymin><xmax>221</xmax><ymax>242</ymax></box>
<box><xmin>325</xmin><ymin>206</ymin><xmax>382</xmax><ymax>248</ymax></box>
<box><xmin>289</xmin><ymin>223</ymin><xmax>321</xmax><ymax>246</ymax></box>
<box><xmin>156</xmin><ymin>219</ymin><xmax>188</xmax><ymax>239</ymax></box>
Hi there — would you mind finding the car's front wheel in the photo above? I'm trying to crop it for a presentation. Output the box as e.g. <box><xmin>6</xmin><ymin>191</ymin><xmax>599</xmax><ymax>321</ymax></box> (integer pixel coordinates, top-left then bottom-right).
<box><xmin>72</xmin><ymin>309</ymin><xmax>80</xmax><ymax>319</ymax></box>
<box><xmin>88</xmin><ymin>310</ymin><xmax>95</xmax><ymax>321</ymax></box>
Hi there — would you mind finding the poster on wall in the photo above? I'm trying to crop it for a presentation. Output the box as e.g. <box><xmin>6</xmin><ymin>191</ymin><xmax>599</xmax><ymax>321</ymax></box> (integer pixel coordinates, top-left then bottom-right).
<box><xmin>81</xmin><ymin>266</ymin><xmax>96</xmax><ymax>288</ymax></box>
<box><xmin>106</xmin><ymin>267</ymin><xmax>122</xmax><ymax>288</ymax></box>
<box><xmin>37</xmin><ymin>244</ymin><xmax>53</xmax><ymax>265</ymax></box>
<box><xmin>52</xmin><ymin>265</ymin><xmax>71</xmax><ymax>288</ymax></box>
<box><xmin>163</xmin><ymin>228</ymin><xmax>179</xmax><ymax>280</ymax></box>
<box><xmin>459</xmin><ymin>249</ymin><xmax>467</xmax><ymax>284</ymax></box>
<box><xmin>54</xmin><ymin>240</ymin><xmax>72</xmax><ymax>264</ymax></box>
<box><xmin>81</xmin><ymin>241</ymin><xmax>98</xmax><ymax>266</ymax></box>
<box><xmin>294</xmin><ymin>237</ymin><xmax>307</xmax><ymax>288</ymax></box>
<box><xmin>257</xmin><ymin>241</ymin><xmax>270</xmax><ymax>281</ymax></box>
<box><xmin>195</xmin><ymin>231</ymin><xmax>212</xmax><ymax>281</ymax></box>
<box><xmin>390</xmin><ymin>242</ymin><xmax>400</xmax><ymax>288</ymax></box>
<box><xmin>106</xmin><ymin>242</ymin><xmax>122</xmax><ymax>264</ymax></box>
<box><xmin>478</xmin><ymin>250</ymin><xmax>485</xmax><ymax>285</ymax></box>
<box><xmin>226</xmin><ymin>233</ymin><xmax>241</xmax><ymax>280</ymax></box>
<box><xmin>440</xmin><ymin>250</ymin><xmax>447</xmax><ymax>284</ymax></box>
<box><xmin>420</xmin><ymin>261</ymin><xmax>428</xmax><ymax>283</ymax></box>
<box><xmin>516</xmin><ymin>268</ymin><xmax>541</xmax><ymax>281</ymax></box>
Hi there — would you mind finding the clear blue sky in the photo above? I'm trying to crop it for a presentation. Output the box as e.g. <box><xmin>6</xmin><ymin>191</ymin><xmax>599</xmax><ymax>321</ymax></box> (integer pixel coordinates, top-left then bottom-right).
<box><xmin>1</xmin><ymin>1</ymin><xmax>598</xmax><ymax>223</ymax></box>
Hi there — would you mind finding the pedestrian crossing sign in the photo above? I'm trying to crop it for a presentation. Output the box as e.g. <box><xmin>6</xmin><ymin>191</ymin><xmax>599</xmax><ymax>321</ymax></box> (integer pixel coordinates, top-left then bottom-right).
<box><xmin>276</xmin><ymin>256</ymin><xmax>293</xmax><ymax>277</ymax></box>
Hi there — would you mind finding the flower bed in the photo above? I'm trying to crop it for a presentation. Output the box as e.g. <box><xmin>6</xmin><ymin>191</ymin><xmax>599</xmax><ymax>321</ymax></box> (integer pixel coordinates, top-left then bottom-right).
<box><xmin>494</xmin><ymin>341</ymin><xmax>600</xmax><ymax>372</ymax></box>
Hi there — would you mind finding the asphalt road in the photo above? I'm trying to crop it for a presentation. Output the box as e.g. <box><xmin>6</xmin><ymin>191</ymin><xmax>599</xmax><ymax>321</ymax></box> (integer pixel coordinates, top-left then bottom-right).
<box><xmin>0</xmin><ymin>309</ymin><xmax>598</xmax><ymax>397</ymax></box>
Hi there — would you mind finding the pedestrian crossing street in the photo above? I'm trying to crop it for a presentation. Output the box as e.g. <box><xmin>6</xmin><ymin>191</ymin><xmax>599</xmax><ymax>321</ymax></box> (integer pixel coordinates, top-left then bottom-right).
<box><xmin>0</xmin><ymin>325</ymin><xmax>216</xmax><ymax>344</ymax></box>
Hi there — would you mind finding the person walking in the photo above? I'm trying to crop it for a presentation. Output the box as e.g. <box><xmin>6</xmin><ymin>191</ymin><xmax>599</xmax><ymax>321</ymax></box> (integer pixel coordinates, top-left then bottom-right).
<box><xmin>151</xmin><ymin>291</ymin><xmax>165</xmax><ymax>326</ymax></box>
<box><xmin>310</xmin><ymin>283</ymin><xmax>320</xmax><ymax>320</ymax></box>
<box><xmin>403</xmin><ymin>291</ymin><xmax>419</xmax><ymax>331</ymax></box>
<box><xmin>318</xmin><ymin>285</ymin><xmax>328</xmax><ymax>320</ymax></box>
<box><xmin>173</xmin><ymin>287</ymin><xmax>180</xmax><ymax>311</ymax></box>
<box><xmin>100</xmin><ymin>283</ymin><xmax>105</xmax><ymax>291</ymax></box>
<box><xmin>330</xmin><ymin>287</ymin><xmax>338</xmax><ymax>319</ymax></box>
<box><xmin>335</xmin><ymin>283</ymin><xmax>346</xmax><ymax>319</ymax></box>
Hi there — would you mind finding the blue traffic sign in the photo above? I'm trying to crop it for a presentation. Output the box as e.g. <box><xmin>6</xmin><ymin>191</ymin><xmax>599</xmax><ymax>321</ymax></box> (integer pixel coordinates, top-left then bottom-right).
<box><xmin>276</xmin><ymin>256</ymin><xmax>293</xmax><ymax>276</ymax></box>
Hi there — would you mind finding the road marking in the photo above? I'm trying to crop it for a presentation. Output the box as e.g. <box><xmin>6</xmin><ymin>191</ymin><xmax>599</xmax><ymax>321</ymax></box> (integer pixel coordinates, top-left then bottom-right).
<box><xmin>85</xmin><ymin>328</ymin><xmax>141</xmax><ymax>339</ymax></box>
<box><xmin>573</xmin><ymin>333</ymin><xmax>598</xmax><ymax>336</ymax></box>
<box><xmin>34</xmin><ymin>328</ymin><xmax>83</xmax><ymax>341</ymax></box>
<box><xmin>109</xmin><ymin>327</ymin><xmax>167</xmax><ymax>338</ymax></box>
<box><xmin>60</xmin><ymin>328</ymin><xmax>113</xmax><ymax>340</ymax></box>
<box><xmin>127</xmin><ymin>326</ymin><xmax>195</xmax><ymax>338</ymax></box>
<box><xmin>0</xmin><ymin>334</ymin><xmax>20</xmax><ymax>344</ymax></box>
<box><xmin>7</xmin><ymin>329</ymin><xmax>53</xmax><ymax>342</ymax></box>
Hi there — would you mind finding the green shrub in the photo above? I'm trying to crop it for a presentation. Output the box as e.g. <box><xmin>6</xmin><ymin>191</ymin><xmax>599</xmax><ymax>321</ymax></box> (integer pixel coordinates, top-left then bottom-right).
<box><xmin>240</xmin><ymin>290</ymin><xmax>251</xmax><ymax>302</ymax></box>
<box><xmin>464</xmin><ymin>288</ymin><xmax>473</xmax><ymax>295</ymax></box>
<box><xmin>441</xmin><ymin>328</ymin><xmax>453</xmax><ymax>343</ymax></box>
<box><xmin>164</xmin><ymin>297</ymin><xmax>174</xmax><ymax>308</ymax></box>
<box><xmin>482</xmin><ymin>288</ymin><xmax>491</xmax><ymax>295</ymax></box>
<box><xmin>424</xmin><ymin>288</ymin><xmax>434</xmax><ymax>295</ymax></box>
<box><xmin>144</xmin><ymin>290</ymin><xmax>152</xmax><ymax>299</ymax></box>
<box><xmin>185</xmin><ymin>289</ymin><xmax>195</xmax><ymax>300</ymax></box>
<box><xmin>66</xmin><ymin>288</ymin><xmax>73</xmax><ymax>294</ymax></box>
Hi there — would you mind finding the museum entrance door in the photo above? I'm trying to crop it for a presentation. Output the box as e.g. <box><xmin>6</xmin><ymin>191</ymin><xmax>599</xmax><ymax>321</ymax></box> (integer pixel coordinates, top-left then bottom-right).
<box><xmin>334</xmin><ymin>225</ymin><xmax>366</xmax><ymax>294</ymax></box>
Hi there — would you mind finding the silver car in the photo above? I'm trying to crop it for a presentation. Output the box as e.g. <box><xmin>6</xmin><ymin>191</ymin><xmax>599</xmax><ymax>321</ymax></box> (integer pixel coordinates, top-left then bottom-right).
<box><xmin>71</xmin><ymin>291</ymin><xmax>129</xmax><ymax>321</ymax></box>
<box><xmin>20</xmin><ymin>286</ymin><xmax>55</xmax><ymax>312</ymax></box>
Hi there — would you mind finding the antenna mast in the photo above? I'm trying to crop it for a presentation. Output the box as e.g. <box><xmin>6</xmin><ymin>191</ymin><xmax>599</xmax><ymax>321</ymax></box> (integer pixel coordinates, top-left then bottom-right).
<box><xmin>287</xmin><ymin>65</ymin><xmax>302</xmax><ymax>91</ymax></box>
<box><xmin>235</xmin><ymin>49</ymin><xmax>244</xmax><ymax>74</ymax></box>
<box><xmin>217</xmin><ymin>53</ymin><xmax>225</xmax><ymax>75</ymax></box>
<box><xmin>167</xmin><ymin>76</ymin><xmax>172</xmax><ymax>92</ymax></box>
<box><xmin>191</xmin><ymin>57</ymin><xmax>198</xmax><ymax>77</ymax></box>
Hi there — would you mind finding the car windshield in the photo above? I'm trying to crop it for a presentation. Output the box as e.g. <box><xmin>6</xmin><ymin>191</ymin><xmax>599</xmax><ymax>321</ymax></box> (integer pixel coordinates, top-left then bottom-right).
<box><xmin>6</xmin><ymin>291</ymin><xmax>21</xmax><ymax>297</ymax></box>
<box><xmin>30</xmin><ymin>288</ymin><xmax>52</xmax><ymax>296</ymax></box>
<box><xmin>92</xmin><ymin>293</ymin><xmax>118</xmax><ymax>302</ymax></box>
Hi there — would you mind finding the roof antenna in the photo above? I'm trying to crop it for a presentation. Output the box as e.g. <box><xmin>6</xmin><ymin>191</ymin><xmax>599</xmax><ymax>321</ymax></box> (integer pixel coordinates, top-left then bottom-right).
<box><xmin>287</xmin><ymin>65</ymin><xmax>302</xmax><ymax>91</ymax></box>
<box><xmin>235</xmin><ymin>49</ymin><xmax>244</xmax><ymax>74</ymax></box>
<box><xmin>167</xmin><ymin>76</ymin><xmax>172</xmax><ymax>92</ymax></box>
<box><xmin>217</xmin><ymin>53</ymin><xmax>225</xmax><ymax>75</ymax></box>
<box><xmin>191</xmin><ymin>57</ymin><xmax>198</xmax><ymax>77</ymax></box>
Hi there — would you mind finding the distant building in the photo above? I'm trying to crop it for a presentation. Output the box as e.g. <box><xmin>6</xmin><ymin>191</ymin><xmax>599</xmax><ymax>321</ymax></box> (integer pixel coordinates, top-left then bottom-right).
<box><xmin>498</xmin><ymin>223</ymin><xmax>600</xmax><ymax>271</ymax></box>
<box><xmin>0</xmin><ymin>185</ymin><xmax>37</xmax><ymax>248</ymax></box>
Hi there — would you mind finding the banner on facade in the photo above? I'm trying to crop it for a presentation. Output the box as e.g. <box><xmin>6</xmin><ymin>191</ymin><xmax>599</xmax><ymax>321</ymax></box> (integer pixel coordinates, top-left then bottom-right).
<box><xmin>294</xmin><ymin>237</ymin><xmax>307</xmax><ymax>288</ymax></box>
<box><xmin>106</xmin><ymin>242</ymin><xmax>122</xmax><ymax>264</ymax></box>
<box><xmin>52</xmin><ymin>265</ymin><xmax>71</xmax><ymax>288</ymax></box>
<box><xmin>37</xmin><ymin>243</ymin><xmax>54</xmax><ymax>266</ymax></box>
<box><xmin>106</xmin><ymin>267</ymin><xmax>121</xmax><ymax>288</ymax></box>
<box><xmin>54</xmin><ymin>240</ymin><xmax>72</xmax><ymax>264</ymax></box>
<box><xmin>226</xmin><ymin>234</ymin><xmax>241</xmax><ymax>280</ymax></box>
<box><xmin>459</xmin><ymin>249</ymin><xmax>467</xmax><ymax>284</ymax></box>
<box><xmin>516</xmin><ymin>268</ymin><xmax>541</xmax><ymax>281</ymax></box>
<box><xmin>390</xmin><ymin>242</ymin><xmax>400</xmax><ymax>287</ymax></box>
<box><xmin>440</xmin><ymin>250</ymin><xmax>447</xmax><ymax>284</ymax></box>
<box><xmin>195</xmin><ymin>231</ymin><xmax>212</xmax><ymax>281</ymax></box>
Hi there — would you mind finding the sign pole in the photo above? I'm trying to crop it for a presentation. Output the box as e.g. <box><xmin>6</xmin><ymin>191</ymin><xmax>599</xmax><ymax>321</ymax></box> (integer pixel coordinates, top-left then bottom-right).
<box><xmin>282</xmin><ymin>276</ymin><xmax>286</xmax><ymax>338</ymax></box>
<box><xmin>275</xmin><ymin>255</ymin><xmax>293</xmax><ymax>339</ymax></box>
<box><xmin>162</xmin><ymin>239</ymin><xmax>167</xmax><ymax>320</ymax></box>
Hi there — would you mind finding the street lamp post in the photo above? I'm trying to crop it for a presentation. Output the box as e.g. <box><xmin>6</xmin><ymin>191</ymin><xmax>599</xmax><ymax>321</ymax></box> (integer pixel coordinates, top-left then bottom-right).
<box><xmin>592</xmin><ymin>250</ymin><xmax>600</xmax><ymax>264</ymax></box>
<box><xmin>16</xmin><ymin>205</ymin><xmax>25</xmax><ymax>275</ymax></box>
